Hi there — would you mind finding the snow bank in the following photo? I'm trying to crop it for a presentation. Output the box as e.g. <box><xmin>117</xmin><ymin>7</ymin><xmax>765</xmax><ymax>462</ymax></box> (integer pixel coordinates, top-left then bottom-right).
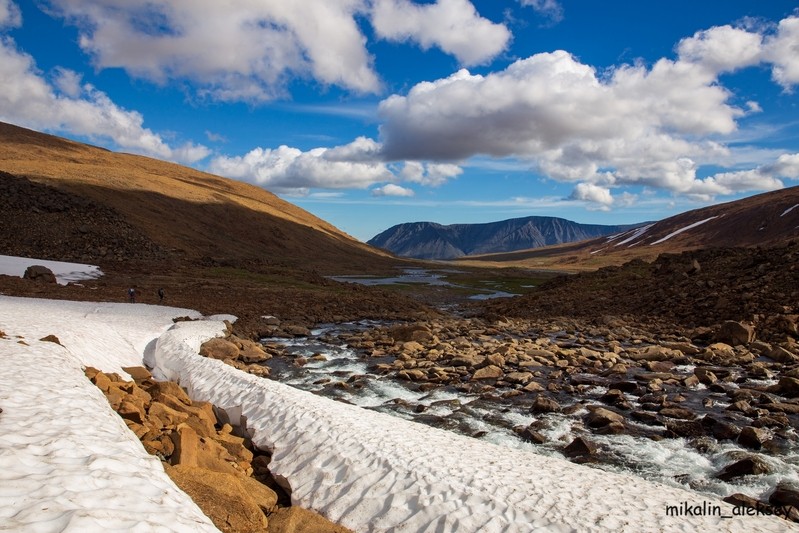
<box><xmin>613</xmin><ymin>223</ymin><xmax>655</xmax><ymax>247</ymax></box>
<box><xmin>153</xmin><ymin>323</ymin><xmax>796</xmax><ymax>532</ymax></box>
<box><xmin>0</xmin><ymin>296</ymin><xmax>202</xmax><ymax>377</ymax></box>
<box><xmin>781</xmin><ymin>204</ymin><xmax>799</xmax><ymax>217</ymax></box>
<box><xmin>0</xmin><ymin>297</ymin><xmax>218</xmax><ymax>532</ymax></box>
<box><xmin>650</xmin><ymin>216</ymin><xmax>719</xmax><ymax>245</ymax></box>
<box><xmin>0</xmin><ymin>254</ymin><xmax>103</xmax><ymax>285</ymax></box>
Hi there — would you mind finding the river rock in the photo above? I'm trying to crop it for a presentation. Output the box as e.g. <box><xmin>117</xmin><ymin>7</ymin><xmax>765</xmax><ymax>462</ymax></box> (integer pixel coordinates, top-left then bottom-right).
<box><xmin>505</xmin><ymin>371</ymin><xmax>533</xmax><ymax>385</ymax></box>
<box><xmin>715</xmin><ymin>321</ymin><xmax>756</xmax><ymax>346</ymax></box>
<box><xmin>626</xmin><ymin>345</ymin><xmax>682</xmax><ymax>361</ymax></box>
<box><xmin>584</xmin><ymin>406</ymin><xmax>624</xmax><ymax>429</ymax></box>
<box><xmin>514</xmin><ymin>425</ymin><xmax>547</xmax><ymax>444</ymax></box>
<box><xmin>769</xmin><ymin>481</ymin><xmax>799</xmax><ymax>509</ymax></box>
<box><xmin>531</xmin><ymin>395</ymin><xmax>561</xmax><ymax>413</ymax></box>
<box><xmin>564</xmin><ymin>437</ymin><xmax>598</xmax><ymax>460</ymax></box>
<box><xmin>700</xmin><ymin>415</ymin><xmax>740</xmax><ymax>441</ymax></box>
<box><xmin>737</xmin><ymin>426</ymin><xmax>771</xmax><ymax>450</ymax></box>
<box><xmin>769</xmin><ymin>376</ymin><xmax>799</xmax><ymax>398</ymax></box>
<box><xmin>659</xmin><ymin>407</ymin><xmax>697</xmax><ymax>420</ymax></box>
<box><xmin>472</xmin><ymin>365</ymin><xmax>503</xmax><ymax>381</ymax></box>
<box><xmin>717</xmin><ymin>455</ymin><xmax>772</xmax><ymax>481</ymax></box>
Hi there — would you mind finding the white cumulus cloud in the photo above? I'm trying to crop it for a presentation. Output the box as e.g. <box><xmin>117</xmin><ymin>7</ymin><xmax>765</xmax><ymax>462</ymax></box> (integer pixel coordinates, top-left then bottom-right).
<box><xmin>208</xmin><ymin>138</ymin><xmax>395</xmax><ymax>194</ymax></box>
<box><xmin>519</xmin><ymin>0</ymin><xmax>563</xmax><ymax>25</ymax></box>
<box><xmin>569</xmin><ymin>183</ymin><xmax>613</xmax><ymax>209</ymax></box>
<box><xmin>370</xmin><ymin>0</ymin><xmax>510</xmax><ymax>65</ymax></box>
<box><xmin>0</xmin><ymin>0</ymin><xmax>20</xmax><ymax>28</ymax></box>
<box><xmin>46</xmin><ymin>0</ymin><xmax>511</xmax><ymax>102</ymax></box>
<box><xmin>371</xmin><ymin>183</ymin><xmax>415</xmax><ymax>197</ymax></box>
<box><xmin>764</xmin><ymin>15</ymin><xmax>799</xmax><ymax>90</ymax></box>
<box><xmin>0</xmin><ymin>32</ymin><xmax>209</xmax><ymax>164</ymax></box>
<box><xmin>377</xmin><ymin>14</ymin><xmax>799</xmax><ymax>205</ymax></box>
<box><xmin>399</xmin><ymin>161</ymin><xmax>463</xmax><ymax>186</ymax></box>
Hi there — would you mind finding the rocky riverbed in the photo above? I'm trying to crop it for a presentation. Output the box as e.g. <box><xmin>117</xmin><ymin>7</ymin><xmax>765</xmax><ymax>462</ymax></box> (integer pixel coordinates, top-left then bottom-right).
<box><xmin>218</xmin><ymin>314</ymin><xmax>799</xmax><ymax>520</ymax></box>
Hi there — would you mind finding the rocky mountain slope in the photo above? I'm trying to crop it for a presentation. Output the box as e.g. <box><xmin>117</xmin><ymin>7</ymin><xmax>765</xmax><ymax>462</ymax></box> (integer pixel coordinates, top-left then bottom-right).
<box><xmin>462</xmin><ymin>186</ymin><xmax>799</xmax><ymax>270</ymax></box>
<box><xmin>0</xmin><ymin>121</ymin><xmax>396</xmax><ymax>274</ymax></box>
<box><xmin>368</xmin><ymin>217</ymin><xmax>641</xmax><ymax>260</ymax></box>
<box><xmin>478</xmin><ymin>240</ymin><xmax>799</xmax><ymax>343</ymax></box>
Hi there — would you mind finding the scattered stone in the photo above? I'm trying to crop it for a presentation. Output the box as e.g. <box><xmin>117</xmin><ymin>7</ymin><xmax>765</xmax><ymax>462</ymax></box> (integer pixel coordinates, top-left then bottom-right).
<box><xmin>564</xmin><ymin>437</ymin><xmax>597</xmax><ymax>460</ymax></box>
<box><xmin>770</xmin><ymin>376</ymin><xmax>799</xmax><ymax>398</ymax></box>
<box><xmin>514</xmin><ymin>425</ymin><xmax>547</xmax><ymax>444</ymax></box>
<box><xmin>531</xmin><ymin>395</ymin><xmax>561</xmax><ymax>413</ymax></box>
<box><xmin>700</xmin><ymin>415</ymin><xmax>740</xmax><ymax>441</ymax></box>
<box><xmin>472</xmin><ymin>365</ymin><xmax>503</xmax><ymax>381</ymax></box>
<box><xmin>717</xmin><ymin>456</ymin><xmax>772</xmax><ymax>481</ymax></box>
<box><xmin>200</xmin><ymin>337</ymin><xmax>240</xmax><ymax>360</ymax></box>
<box><xmin>659</xmin><ymin>407</ymin><xmax>697</xmax><ymax>420</ymax></box>
<box><xmin>23</xmin><ymin>265</ymin><xmax>57</xmax><ymax>283</ymax></box>
<box><xmin>769</xmin><ymin>481</ymin><xmax>799</xmax><ymax>509</ymax></box>
<box><xmin>39</xmin><ymin>334</ymin><xmax>62</xmax><ymax>345</ymax></box>
<box><xmin>738</xmin><ymin>426</ymin><xmax>771</xmax><ymax>450</ymax></box>
<box><xmin>584</xmin><ymin>407</ymin><xmax>624</xmax><ymax>429</ymax></box>
<box><xmin>715</xmin><ymin>321</ymin><xmax>756</xmax><ymax>346</ymax></box>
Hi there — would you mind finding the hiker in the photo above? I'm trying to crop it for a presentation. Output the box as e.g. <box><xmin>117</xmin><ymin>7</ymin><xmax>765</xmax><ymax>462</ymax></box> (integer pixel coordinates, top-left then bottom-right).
<box><xmin>158</xmin><ymin>287</ymin><xmax>165</xmax><ymax>303</ymax></box>
<box><xmin>128</xmin><ymin>287</ymin><xmax>136</xmax><ymax>303</ymax></box>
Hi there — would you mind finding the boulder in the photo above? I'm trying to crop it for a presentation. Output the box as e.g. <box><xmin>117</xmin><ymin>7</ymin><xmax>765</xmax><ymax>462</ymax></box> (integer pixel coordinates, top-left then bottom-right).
<box><xmin>122</xmin><ymin>366</ymin><xmax>153</xmax><ymax>382</ymax></box>
<box><xmin>531</xmin><ymin>395</ymin><xmax>561</xmax><ymax>413</ymax></box>
<box><xmin>659</xmin><ymin>407</ymin><xmax>697</xmax><ymax>420</ymax></box>
<box><xmin>564</xmin><ymin>437</ymin><xmax>598</xmax><ymax>460</ymax></box>
<box><xmin>148</xmin><ymin>380</ymin><xmax>192</xmax><ymax>406</ymax></box>
<box><xmin>387</xmin><ymin>324</ymin><xmax>432</xmax><ymax>343</ymax></box>
<box><xmin>737</xmin><ymin>426</ymin><xmax>771</xmax><ymax>450</ymax></box>
<box><xmin>514</xmin><ymin>425</ymin><xmax>547</xmax><ymax>444</ymax></box>
<box><xmin>627</xmin><ymin>345</ymin><xmax>682</xmax><ymax>361</ymax></box>
<box><xmin>664</xmin><ymin>419</ymin><xmax>704</xmax><ymax>438</ymax></box>
<box><xmin>584</xmin><ymin>407</ymin><xmax>624</xmax><ymax>429</ymax></box>
<box><xmin>769</xmin><ymin>376</ymin><xmax>799</xmax><ymax>398</ymax></box>
<box><xmin>23</xmin><ymin>265</ymin><xmax>57</xmax><ymax>283</ymax></box>
<box><xmin>165</xmin><ymin>464</ymin><xmax>269</xmax><ymax>533</ymax></box>
<box><xmin>700</xmin><ymin>415</ymin><xmax>740</xmax><ymax>441</ymax></box>
<box><xmin>199</xmin><ymin>338</ymin><xmax>240</xmax><ymax>360</ymax></box>
<box><xmin>715</xmin><ymin>321</ymin><xmax>755</xmax><ymax>346</ymax></box>
<box><xmin>769</xmin><ymin>481</ymin><xmax>799</xmax><ymax>509</ymax></box>
<box><xmin>504</xmin><ymin>371</ymin><xmax>533</xmax><ymax>385</ymax></box>
<box><xmin>268</xmin><ymin>506</ymin><xmax>353</xmax><ymax>533</ymax></box>
<box><xmin>472</xmin><ymin>365</ymin><xmax>503</xmax><ymax>381</ymax></box>
<box><xmin>717</xmin><ymin>455</ymin><xmax>772</xmax><ymax>481</ymax></box>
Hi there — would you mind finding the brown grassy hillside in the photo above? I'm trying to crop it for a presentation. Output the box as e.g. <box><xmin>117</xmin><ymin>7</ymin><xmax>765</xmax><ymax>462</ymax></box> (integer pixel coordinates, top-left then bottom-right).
<box><xmin>0</xmin><ymin>121</ymin><xmax>398</xmax><ymax>274</ymax></box>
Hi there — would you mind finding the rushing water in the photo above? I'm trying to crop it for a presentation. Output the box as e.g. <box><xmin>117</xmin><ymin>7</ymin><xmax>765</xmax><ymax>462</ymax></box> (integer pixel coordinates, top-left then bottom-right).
<box><xmin>260</xmin><ymin>323</ymin><xmax>799</xmax><ymax>503</ymax></box>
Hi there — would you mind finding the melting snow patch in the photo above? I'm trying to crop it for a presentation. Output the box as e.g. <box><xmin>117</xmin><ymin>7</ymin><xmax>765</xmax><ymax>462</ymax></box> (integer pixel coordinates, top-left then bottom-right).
<box><xmin>614</xmin><ymin>223</ymin><xmax>655</xmax><ymax>247</ymax></box>
<box><xmin>0</xmin><ymin>254</ymin><xmax>103</xmax><ymax>285</ymax></box>
<box><xmin>650</xmin><ymin>216</ymin><xmax>719</xmax><ymax>245</ymax></box>
<box><xmin>781</xmin><ymin>204</ymin><xmax>799</xmax><ymax>217</ymax></box>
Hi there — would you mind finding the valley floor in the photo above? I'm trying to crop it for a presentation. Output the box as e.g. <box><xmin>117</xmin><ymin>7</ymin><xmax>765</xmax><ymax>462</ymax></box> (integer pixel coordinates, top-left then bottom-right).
<box><xmin>1</xmin><ymin>295</ymin><xmax>796</xmax><ymax>532</ymax></box>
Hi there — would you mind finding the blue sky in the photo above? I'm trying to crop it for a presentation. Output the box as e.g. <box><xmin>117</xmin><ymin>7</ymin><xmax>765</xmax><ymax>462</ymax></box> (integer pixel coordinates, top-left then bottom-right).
<box><xmin>1</xmin><ymin>1</ymin><xmax>798</xmax><ymax>241</ymax></box>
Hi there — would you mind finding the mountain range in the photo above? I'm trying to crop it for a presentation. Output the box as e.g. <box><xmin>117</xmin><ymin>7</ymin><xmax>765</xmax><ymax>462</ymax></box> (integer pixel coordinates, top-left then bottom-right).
<box><xmin>460</xmin><ymin>185</ymin><xmax>799</xmax><ymax>271</ymax></box>
<box><xmin>368</xmin><ymin>218</ymin><xmax>643</xmax><ymax>260</ymax></box>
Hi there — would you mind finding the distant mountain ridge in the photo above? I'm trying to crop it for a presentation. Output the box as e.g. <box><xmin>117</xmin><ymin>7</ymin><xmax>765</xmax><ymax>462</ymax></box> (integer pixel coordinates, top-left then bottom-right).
<box><xmin>368</xmin><ymin>217</ymin><xmax>643</xmax><ymax>260</ymax></box>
